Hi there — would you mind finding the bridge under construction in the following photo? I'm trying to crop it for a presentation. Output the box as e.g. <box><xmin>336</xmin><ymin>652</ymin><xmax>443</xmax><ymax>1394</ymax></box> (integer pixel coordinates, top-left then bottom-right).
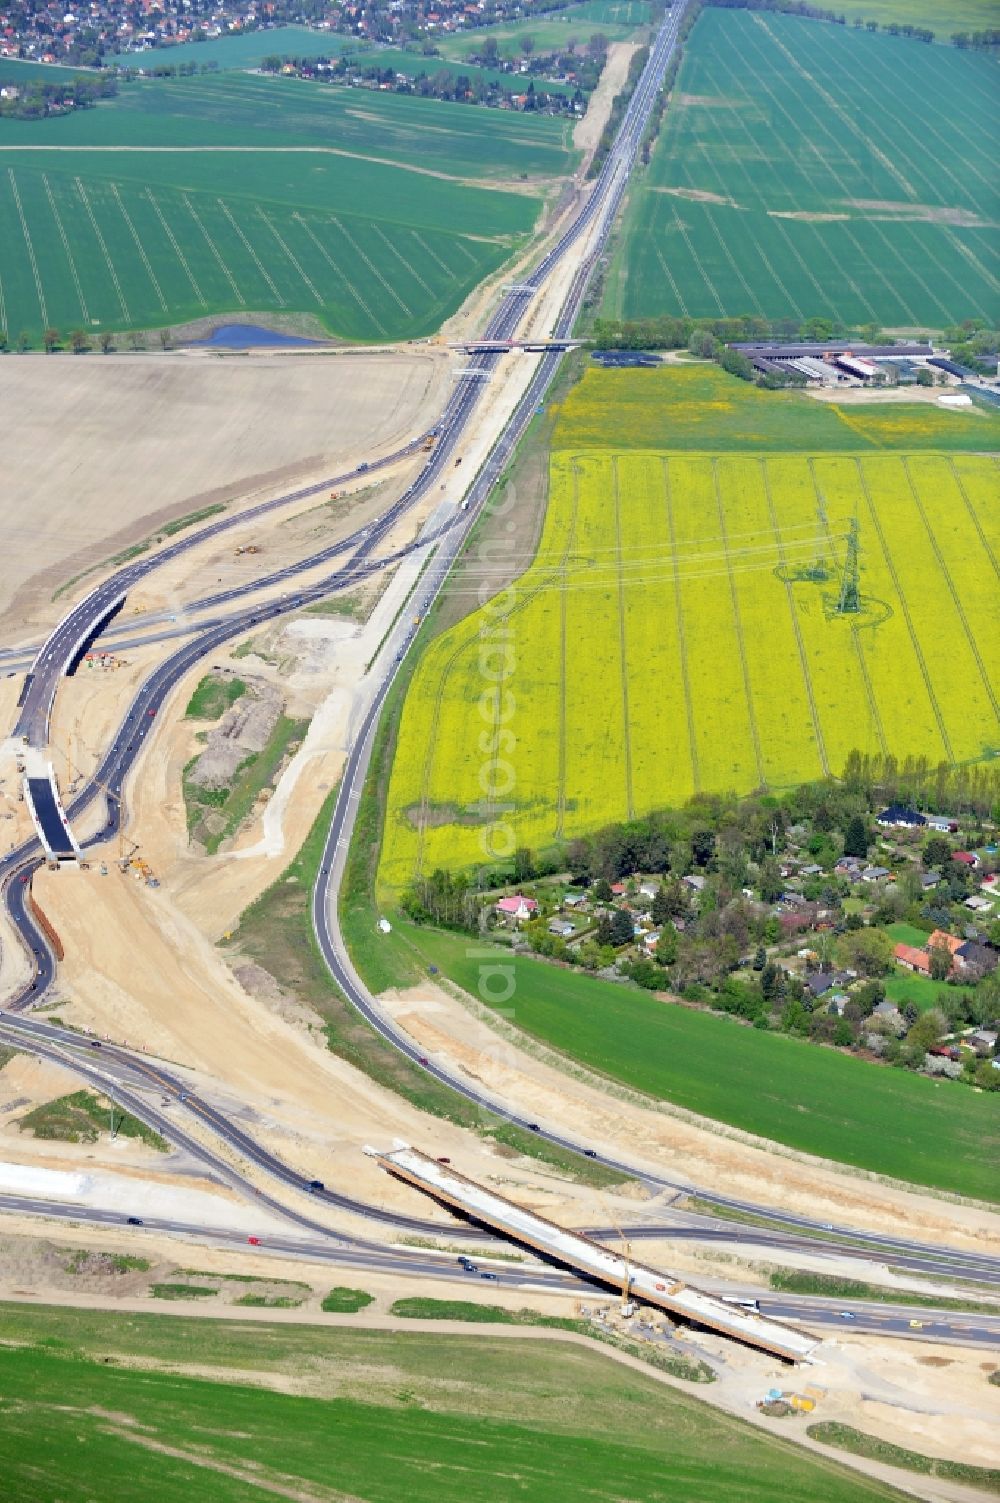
<box><xmin>368</xmin><ymin>1144</ymin><xmax>818</xmax><ymax>1363</ymax></box>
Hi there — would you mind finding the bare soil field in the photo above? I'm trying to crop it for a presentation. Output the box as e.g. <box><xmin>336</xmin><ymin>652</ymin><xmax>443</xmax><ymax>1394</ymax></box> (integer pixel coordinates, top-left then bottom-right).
<box><xmin>0</xmin><ymin>348</ymin><xmax>449</xmax><ymax>643</ymax></box>
<box><xmin>574</xmin><ymin>43</ymin><xmax>640</xmax><ymax>161</ymax></box>
<box><xmin>28</xmin><ymin>861</ymin><xmax>636</xmax><ymax>1235</ymax></box>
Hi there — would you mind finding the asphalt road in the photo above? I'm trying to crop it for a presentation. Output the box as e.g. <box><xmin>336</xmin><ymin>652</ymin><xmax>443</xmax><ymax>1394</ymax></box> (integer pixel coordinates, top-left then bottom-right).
<box><xmin>2</xmin><ymin>4</ymin><xmax>996</xmax><ymax>1332</ymax></box>
<box><xmin>10</xmin><ymin>9</ymin><xmax>679</xmax><ymax>749</ymax></box>
<box><xmin>5</xmin><ymin>1006</ymin><xmax>998</xmax><ymax>1297</ymax></box>
<box><xmin>2</xmin><ymin>1191</ymin><xmax>998</xmax><ymax>1350</ymax></box>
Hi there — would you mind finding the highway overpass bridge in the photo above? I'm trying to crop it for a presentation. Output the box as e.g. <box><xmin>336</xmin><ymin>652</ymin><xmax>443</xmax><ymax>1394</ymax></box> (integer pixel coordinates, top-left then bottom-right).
<box><xmin>368</xmin><ymin>1144</ymin><xmax>818</xmax><ymax>1364</ymax></box>
<box><xmin>449</xmin><ymin>339</ymin><xmax>585</xmax><ymax>354</ymax></box>
<box><xmin>23</xmin><ymin>766</ymin><xmax>80</xmax><ymax>862</ymax></box>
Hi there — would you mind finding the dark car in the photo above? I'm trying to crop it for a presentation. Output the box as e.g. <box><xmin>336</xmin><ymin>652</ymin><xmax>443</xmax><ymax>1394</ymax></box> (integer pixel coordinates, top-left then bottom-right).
<box><xmin>126</xmin><ymin>1216</ymin><xmax>144</xmax><ymax>1226</ymax></box>
<box><xmin>463</xmin><ymin>1263</ymin><xmax>479</xmax><ymax>1274</ymax></box>
<box><xmin>480</xmin><ymin>1271</ymin><xmax>498</xmax><ymax>1281</ymax></box>
<box><xmin>583</xmin><ymin>1149</ymin><xmax>597</xmax><ymax>1158</ymax></box>
<box><xmin>89</xmin><ymin>1041</ymin><xmax>102</xmax><ymax>1049</ymax></box>
<box><xmin>526</xmin><ymin>1123</ymin><xmax>540</xmax><ymax>1131</ymax></box>
<box><xmin>307</xmin><ymin>1180</ymin><xmax>324</xmax><ymax>1192</ymax></box>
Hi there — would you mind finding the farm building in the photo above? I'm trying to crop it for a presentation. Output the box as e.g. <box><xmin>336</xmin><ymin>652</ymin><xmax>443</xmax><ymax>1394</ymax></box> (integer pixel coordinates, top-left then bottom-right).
<box><xmin>836</xmin><ymin>354</ymin><xmax>879</xmax><ymax>381</ymax></box>
<box><xmin>731</xmin><ymin>341</ymin><xmax>932</xmax><ymax>360</ymax></box>
<box><xmin>928</xmin><ymin>356</ymin><xmax>973</xmax><ymax>379</ymax></box>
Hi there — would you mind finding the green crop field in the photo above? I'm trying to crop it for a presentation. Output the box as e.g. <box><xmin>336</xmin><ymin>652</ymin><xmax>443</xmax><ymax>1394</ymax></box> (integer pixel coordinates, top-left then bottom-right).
<box><xmin>436</xmin><ymin>7</ymin><xmax>644</xmax><ymax>60</ymax></box>
<box><xmin>0</xmin><ymin>73</ymin><xmax>575</xmax><ymax>176</ymax></box>
<box><xmin>607</xmin><ymin>9</ymin><xmax>1000</xmax><ymax>329</ymax></box>
<box><xmin>0</xmin><ymin>56</ymin><xmax>94</xmax><ymax>83</ymax></box>
<box><xmin>565</xmin><ymin>0</ymin><xmax>652</xmax><ymax>23</ymax></box>
<box><xmin>833</xmin><ymin>0</ymin><xmax>1000</xmax><ymax>35</ymax></box>
<box><xmin>134</xmin><ymin>25</ymin><xmax>355</xmax><ymax>70</ymax></box>
<box><xmin>0</xmin><ymin>1304</ymin><xmax>910</xmax><ymax>1503</ymax></box>
<box><xmin>378</xmin><ymin>371</ymin><xmax>999</xmax><ymax>896</ymax></box>
<box><xmin>0</xmin><ymin>75</ymin><xmax>574</xmax><ymax>346</ymax></box>
<box><xmin>393</xmin><ymin>923</ymin><xmax>998</xmax><ymax>1200</ymax></box>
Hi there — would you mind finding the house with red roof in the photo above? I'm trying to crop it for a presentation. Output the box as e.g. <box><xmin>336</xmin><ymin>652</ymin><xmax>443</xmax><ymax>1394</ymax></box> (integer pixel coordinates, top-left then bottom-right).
<box><xmin>495</xmin><ymin>895</ymin><xmax>538</xmax><ymax>924</ymax></box>
<box><xmin>893</xmin><ymin>943</ymin><xmax>931</xmax><ymax>976</ymax></box>
<box><xmin>928</xmin><ymin>929</ymin><xmax>962</xmax><ymax>956</ymax></box>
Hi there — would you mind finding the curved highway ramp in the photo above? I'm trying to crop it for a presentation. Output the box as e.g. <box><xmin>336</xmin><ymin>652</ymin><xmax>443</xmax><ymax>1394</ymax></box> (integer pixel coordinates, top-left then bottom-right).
<box><xmin>368</xmin><ymin>1144</ymin><xmax>818</xmax><ymax>1363</ymax></box>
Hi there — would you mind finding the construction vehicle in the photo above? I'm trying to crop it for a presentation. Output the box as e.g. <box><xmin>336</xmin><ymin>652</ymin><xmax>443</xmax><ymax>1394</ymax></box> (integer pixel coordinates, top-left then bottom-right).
<box><xmin>234</xmin><ymin>544</ymin><xmax>261</xmax><ymax>557</ymax></box>
<box><xmin>421</xmin><ymin>435</ymin><xmax>436</xmax><ymax>451</ymax></box>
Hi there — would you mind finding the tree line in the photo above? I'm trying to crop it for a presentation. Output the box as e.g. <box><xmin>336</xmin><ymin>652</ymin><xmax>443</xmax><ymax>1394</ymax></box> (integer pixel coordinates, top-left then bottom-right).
<box><xmin>0</xmin><ymin>72</ymin><xmax>117</xmax><ymax>119</ymax></box>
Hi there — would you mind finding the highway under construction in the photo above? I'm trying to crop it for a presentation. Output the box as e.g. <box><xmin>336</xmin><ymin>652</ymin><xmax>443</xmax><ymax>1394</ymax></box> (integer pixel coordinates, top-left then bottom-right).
<box><xmin>369</xmin><ymin>1145</ymin><xmax>818</xmax><ymax>1363</ymax></box>
<box><xmin>0</xmin><ymin>2</ymin><xmax>996</xmax><ymax>1400</ymax></box>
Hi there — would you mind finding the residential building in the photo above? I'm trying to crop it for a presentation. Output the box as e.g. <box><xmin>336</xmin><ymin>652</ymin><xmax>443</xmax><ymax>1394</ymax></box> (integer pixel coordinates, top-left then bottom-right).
<box><xmin>955</xmin><ymin>941</ymin><xmax>997</xmax><ymax>974</ymax></box>
<box><xmin>876</xmin><ymin>805</ymin><xmax>926</xmax><ymax>828</ymax></box>
<box><xmin>495</xmin><ymin>895</ymin><xmax>538</xmax><ymax>923</ymax></box>
<box><xmin>894</xmin><ymin>942</ymin><xmax>931</xmax><ymax>976</ymax></box>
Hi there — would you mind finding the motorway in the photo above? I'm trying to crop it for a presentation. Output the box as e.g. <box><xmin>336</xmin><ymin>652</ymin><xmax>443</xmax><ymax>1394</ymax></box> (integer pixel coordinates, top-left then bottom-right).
<box><xmin>5</xmin><ymin>1012</ymin><xmax>998</xmax><ymax>1287</ymax></box>
<box><xmin>2</xmin><ymin>4</ymin><xmax>997</xmax><ymax>1340</ymax></box>
<box><xmin>2</xmin><ymin>1189</ymin><xmax>998</xmax><ymax>1351</ymax></box>
<box><xmin>9</xmin><ymin>9</ymin><xmax>680</xmax><ymax>751</ymax></box>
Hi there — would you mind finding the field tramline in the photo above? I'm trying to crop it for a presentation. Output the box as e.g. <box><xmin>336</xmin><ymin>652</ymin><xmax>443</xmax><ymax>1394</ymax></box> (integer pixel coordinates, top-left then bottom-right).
<box><xmin>609</xmin><ymin>9</ymin><xmax>999</xmax><ymax>328</ymax></box>
<box><xmin>379</xmin><ymin>442</ymin><xmax>1000</xmax><ymax>895</ymax></box>
<box><xmin>0</xmin><ymin>146</ymin><xmax>536</xmax><ymax>344</ymax></box>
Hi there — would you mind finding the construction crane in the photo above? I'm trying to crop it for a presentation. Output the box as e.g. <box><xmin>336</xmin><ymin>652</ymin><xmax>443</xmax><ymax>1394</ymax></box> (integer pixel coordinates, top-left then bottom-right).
<box><xmin>50</xmin><ymin>735</ymin><xmax>135</xmax><ymax>868</ymax></box>
<box><xmin>600</xmin><ymin>1196</ymin><xmax>636</xmax><ymax>1318</ymax></box>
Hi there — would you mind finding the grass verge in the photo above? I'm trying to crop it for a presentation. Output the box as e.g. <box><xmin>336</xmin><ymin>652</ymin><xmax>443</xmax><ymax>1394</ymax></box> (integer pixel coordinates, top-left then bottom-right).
<box><xmin>768</xmin><ymin>1271</ymin><xmax>999</xmax><ymax>1316</ymax></box>
<box><xmin>65</xmin><ymin>1251</ymin><xmax>151</xmax><ymax>1275</ymax></box>
<box><xmin>225</xmin><ymin>789</ymin><xmax>625</xmax><ymax>1188</ymax></box>
<box><xmin>184</xmin><ymin>673</ymin><xmax>246</xmax><ymax>720</ymax></box>
<box><xmin>149</xmin><ymin>1283</ymin><xmax>219</xmax><ymax>1300</ymax></box>
<box><xmin>234</xmin><ymin>1294</ymin><xmax>304</xmax><ymax>1308</ymax></box>
<box><xmin>389</xmin><ymin>1298</ymin><xmax>581</xmax><ymax>1330</ymax></box>
<box><xmin>806</xmin><ymin>1423</ymin><xmax>1000</xmax><ymax>1494</ymax></box>
<box><xmin>18</xmin><ymin>1090</ymin><xmax>168</xmax><ymax>1151</ymax></box>
<box><xmin>178</xmin><ymin>1271</ymin><xmax>311</xmax><ymax>1289</ymax></box>
<box><xmin>321</xmin><ymin>1287</ymin><xmax>374</xmax><ymax>1313</ymax></box>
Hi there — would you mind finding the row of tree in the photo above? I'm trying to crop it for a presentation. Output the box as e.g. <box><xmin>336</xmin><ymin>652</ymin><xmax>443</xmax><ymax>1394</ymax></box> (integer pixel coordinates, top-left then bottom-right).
<box><xmin>950</xmin><ymin>29</ymin><xmax>1000</xmax><ymax>49</ymax></box>
<box><xmin>587</xmin><ymin>43</ymin><xmax>649</xmax><ymax>178</ymax></box>
<box><xmin>400</xmin><ymin>754</ymin><xmax>1000</xmax><ymax>904</ymax></box>
<box><xmin>0</xmin><ymin>328</ymin><xmax>173</xmax><ymax>353</ymax></box>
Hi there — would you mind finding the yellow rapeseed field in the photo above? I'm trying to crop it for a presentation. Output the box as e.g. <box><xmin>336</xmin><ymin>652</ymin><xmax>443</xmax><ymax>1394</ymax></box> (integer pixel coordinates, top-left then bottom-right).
<box><xmin>377</xmin><ymin>449</ymin><xmax>1000</xmax><ymax>895</ymax></box>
